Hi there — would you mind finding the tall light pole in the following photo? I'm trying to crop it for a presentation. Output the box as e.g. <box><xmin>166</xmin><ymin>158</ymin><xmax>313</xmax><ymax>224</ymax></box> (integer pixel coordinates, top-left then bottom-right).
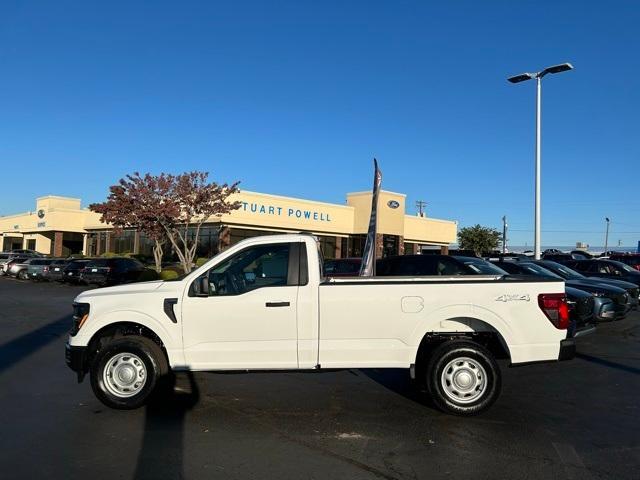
<box><xmin>604</xmin><ymin>217</ymin><xmax>610</xmax><ymax>255</ymax></box>
<box><xmin>502</xmin><ymin>215</ymin><xmax>508</xmax><ymax>254</ymax></box>
<box><xmin>508</xmin><ymin>62</ymin><xmax>573</xmax><ymax>260</ymax></box>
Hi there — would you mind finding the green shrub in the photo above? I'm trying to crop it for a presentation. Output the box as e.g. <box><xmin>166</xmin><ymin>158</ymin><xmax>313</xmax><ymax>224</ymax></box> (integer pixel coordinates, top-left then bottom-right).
<box><xmin>100</xmin><ymin>251</ymin><xmax>119</xmax><ymax>258</ymax></box>
<box><xmin>195</xmin><ymin>257</ymin><xmax>209</xmax><ymax>267</ymax></box>
<box><xmin>159</xmin><ymin>270</ymin><xmax>179</xmax><ymax>280</ymax></box>
<box><xmin>138</xmin><ymin>268</ymin><xmax>159</xmax><ymax>282</ymax></box>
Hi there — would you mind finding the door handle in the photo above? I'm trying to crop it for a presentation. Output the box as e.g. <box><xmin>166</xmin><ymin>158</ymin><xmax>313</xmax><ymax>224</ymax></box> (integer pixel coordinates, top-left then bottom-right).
<box><xmin>265</xmin><ymin>301</ymin><xmax>290</xmax><ymax>307</ymax></box>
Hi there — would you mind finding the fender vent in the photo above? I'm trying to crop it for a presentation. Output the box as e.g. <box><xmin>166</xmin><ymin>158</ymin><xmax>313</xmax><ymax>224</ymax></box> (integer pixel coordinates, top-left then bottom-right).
<box><xmin>163</xmin><ymin>298</ymin><xmax>178</xmax><ymax>324</ymax></box>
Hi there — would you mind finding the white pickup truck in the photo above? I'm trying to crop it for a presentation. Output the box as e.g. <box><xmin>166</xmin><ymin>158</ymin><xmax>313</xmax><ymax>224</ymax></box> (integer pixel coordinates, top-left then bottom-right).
<box><xmin>66</xmin><ymin>234</ymin><xmax>574</xmax><ymax>415</ymax></box>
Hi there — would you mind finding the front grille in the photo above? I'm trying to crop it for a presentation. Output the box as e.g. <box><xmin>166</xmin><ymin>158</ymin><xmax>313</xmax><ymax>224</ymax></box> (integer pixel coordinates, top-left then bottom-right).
<box><xmin>577</xmin><ymin>296</ymin><xmax>595</xmax><ymax>316</ymax></box>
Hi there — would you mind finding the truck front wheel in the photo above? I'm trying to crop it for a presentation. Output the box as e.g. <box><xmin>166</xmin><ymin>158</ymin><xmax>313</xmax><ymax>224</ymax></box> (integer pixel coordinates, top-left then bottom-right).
<box><xmin>425</xmin><ymin>340</ymin><xmax>501</xmax><ymax>416</ymax></box>
<box><xmin>90</xmin><ymin>337</ymin><xmax>168</xmax><ymax>409</ymax></box>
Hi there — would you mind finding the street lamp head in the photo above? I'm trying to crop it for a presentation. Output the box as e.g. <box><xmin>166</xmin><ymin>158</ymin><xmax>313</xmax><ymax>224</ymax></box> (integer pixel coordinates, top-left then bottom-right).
<box><xmin>605</xmin><ymin>217</ymin><xmax>610</xmax><ymax>222</ymax></box>
<box><xmin>507</xmin><ymin>73</ymin><xmax>535</xmax><ymax>83</ymax></box>
<box><xmin>540</xmin><ymin>63</ymin><xmax>574</xmax><ymax>77</ymax></box>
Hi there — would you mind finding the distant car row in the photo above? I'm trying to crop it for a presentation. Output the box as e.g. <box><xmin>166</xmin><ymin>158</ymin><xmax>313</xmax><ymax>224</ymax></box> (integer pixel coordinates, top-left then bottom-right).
<box><xmin>324</xmin><ymin>254</ymin><xmax>640</xmax><ymax>337</ymax></box>
<box><xmin>0</xmin><ymin>254</ymin><xmax>148</xmax><ymax>286</ymax></box>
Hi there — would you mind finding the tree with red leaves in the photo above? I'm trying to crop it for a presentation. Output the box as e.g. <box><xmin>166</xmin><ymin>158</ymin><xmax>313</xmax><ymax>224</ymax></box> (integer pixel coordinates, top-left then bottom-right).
<box><xmin>89</xmin><ymin>173</ymin><xmax>174</xmax><ymax>273</ymax></box>
<box><xmin>161</xmin><ymin>171</ymin><xmax>241</xmax><ymax>273</ymax></box>
<box><xmin>90</xmin><ymin>171</ymin><xmax>240</xmax><ymax>274</ymax></box>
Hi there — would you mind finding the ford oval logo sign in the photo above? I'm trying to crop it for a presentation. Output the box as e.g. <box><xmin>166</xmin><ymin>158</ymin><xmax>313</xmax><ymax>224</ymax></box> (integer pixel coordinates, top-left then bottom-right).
<box><xmin>37</xmin><ymin>209</ymin><xmax>45</xmax><ymax>219</ymax></box>
<box><xmin>387</xmin><ymin>200</ymin><xmax>400</xmax><ymax>209</ymax></box>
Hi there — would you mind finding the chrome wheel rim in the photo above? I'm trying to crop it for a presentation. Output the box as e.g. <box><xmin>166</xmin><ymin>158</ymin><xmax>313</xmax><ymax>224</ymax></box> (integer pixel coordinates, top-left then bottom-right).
<box><xmin>440</xmin><ymin>356</ymin><xmax>487</xmax><ymax>404</ymax></box>
<box><xmin>103</xmin><ymin>352</ymin><xmax>147</xmax><ymax>398</ymax></box>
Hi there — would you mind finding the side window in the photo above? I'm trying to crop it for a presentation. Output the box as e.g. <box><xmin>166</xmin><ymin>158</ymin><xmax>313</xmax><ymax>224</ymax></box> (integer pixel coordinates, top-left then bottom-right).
<box><xmin>597</xmin><ymin>262</ymin><xmax>611</xmax><ymax>274</ymax></box>
<box><xmin>574</xmin><ymin>261</ymin><xmax>590</xmax><ymax>273</ymax></box>
<box><xmin>207</xmin><ymin>243</ymin><xmax>290</xmax><ymax>296</ymax></box>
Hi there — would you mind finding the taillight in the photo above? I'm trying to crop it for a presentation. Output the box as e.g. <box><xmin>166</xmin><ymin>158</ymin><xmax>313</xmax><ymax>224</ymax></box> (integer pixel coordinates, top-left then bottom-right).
<box><xmin>538</xmin><ymin>293</ymin><xmax>570</xmax><ymax>329</ymax></box>
<box><xmin>43</xmin><ymin>266</ymin><xmax>49</xmax><ymax>272</ymax></box>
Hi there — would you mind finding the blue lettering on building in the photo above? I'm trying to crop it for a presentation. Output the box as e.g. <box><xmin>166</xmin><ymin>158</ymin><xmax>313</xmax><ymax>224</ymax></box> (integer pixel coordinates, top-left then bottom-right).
<box><xmin>241</xmin><ymin>202</ymin><xmax>331</xmax><ymax>222</ymax></box>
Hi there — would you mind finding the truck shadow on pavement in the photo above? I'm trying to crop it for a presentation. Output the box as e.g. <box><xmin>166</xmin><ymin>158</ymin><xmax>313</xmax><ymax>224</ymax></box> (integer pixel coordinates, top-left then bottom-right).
<box><xmin>359</xmin><ymin>368</ymin><xmax>436</xmax><ymax>409</ymax></box>
<box><xmin>133</xmin><ymin>371</ymin><xmax>200</xmax><ymax>480</ymax></box>
<box><xmin>575</xmin><ymin>352</ymin><xmax>640</xmax><ymax>375</ymax></box>
<box><xmin>0</xmin><ymin>315</ymin><xmax>70</xmax><ymax>374</ymax></box>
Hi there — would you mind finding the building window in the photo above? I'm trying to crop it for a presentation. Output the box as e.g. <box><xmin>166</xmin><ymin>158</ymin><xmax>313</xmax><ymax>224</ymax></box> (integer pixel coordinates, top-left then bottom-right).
<box><xmin>382</xmin><ymin>235</ymin><xmax>398</xmax><ymax>258</ymax></box>
<box><xmin>27</xmin><ymin>239</ymin><xmax>36</xmax><ymax>250</ymax></box>
<box><xmin>345</xmin><ymin>234</ymin><xmax>366</xmax><ymax>257</ymax></box>
<box><xmin>229</xmin><ymin>228</ymin><xmax>277</xmax><ymax>246</ymax></box>
<box><xmin>111</xmin><ymin>230</ymin><xmax>136</xmax><ymax>254</ymax></box>
<box><xmin>317</xmin><ymin>236</ymin><xmax>337</xmax><ymax>259</ymax></box>
<box><xmin>403</xmin><ymin>242</ymin><xmax>416</xmax><ymax>255</ymax></box>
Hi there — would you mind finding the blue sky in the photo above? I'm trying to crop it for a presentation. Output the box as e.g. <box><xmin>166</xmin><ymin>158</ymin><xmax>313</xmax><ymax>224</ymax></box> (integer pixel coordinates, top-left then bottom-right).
<box><xmin>1</xmin><ymin>1</ymin><xmax>638</xmax><ymax>247</ymax></box>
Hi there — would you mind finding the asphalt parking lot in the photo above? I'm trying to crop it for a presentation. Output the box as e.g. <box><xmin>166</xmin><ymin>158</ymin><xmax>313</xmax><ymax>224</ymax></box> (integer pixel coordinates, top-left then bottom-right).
<box><xmin>0</xmin><ymin>278</ymin><xmax>639</xmax><ymax>480</ymax></box>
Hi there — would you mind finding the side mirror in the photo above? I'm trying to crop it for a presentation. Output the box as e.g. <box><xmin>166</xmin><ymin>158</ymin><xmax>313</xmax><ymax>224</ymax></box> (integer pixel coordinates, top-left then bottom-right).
<box><xmin>194</xmin><ymin>276</ymin><xmax>210</xmax><ymax>297</ymax></box>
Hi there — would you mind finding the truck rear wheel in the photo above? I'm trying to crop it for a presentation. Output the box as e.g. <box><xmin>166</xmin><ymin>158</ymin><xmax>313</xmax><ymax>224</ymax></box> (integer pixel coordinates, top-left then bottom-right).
<box><xmin>425</xmin><ymin>340</ymin><xmax>501</xmax><ymax>416</ymax></box>
<box><xmin>90</xmin><ymin>337</ymin><xmax>168</xmax><ymax>409</ymax></box>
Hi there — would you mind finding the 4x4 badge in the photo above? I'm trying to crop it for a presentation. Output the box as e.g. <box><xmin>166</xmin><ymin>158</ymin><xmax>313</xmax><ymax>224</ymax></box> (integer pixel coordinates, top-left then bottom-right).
<box><xmin>496</xmin><ymin>294</ymin><xmax>530</xmax><ymax>302</ymax></box>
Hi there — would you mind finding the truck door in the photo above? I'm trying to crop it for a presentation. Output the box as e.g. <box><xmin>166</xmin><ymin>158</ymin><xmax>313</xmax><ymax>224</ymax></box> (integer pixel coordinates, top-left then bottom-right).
<box><xmin>181</xmin><ymin>241</ymin><xmax>301</xmax><ymax>370</ymax></box>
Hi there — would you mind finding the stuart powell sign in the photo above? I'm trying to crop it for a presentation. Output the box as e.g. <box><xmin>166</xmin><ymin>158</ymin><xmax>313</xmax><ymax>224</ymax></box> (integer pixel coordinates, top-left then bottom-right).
<box><xmin>240</xmin><ymin>202</ymin><xmax>332</xmax><ymax>222</ymax></box>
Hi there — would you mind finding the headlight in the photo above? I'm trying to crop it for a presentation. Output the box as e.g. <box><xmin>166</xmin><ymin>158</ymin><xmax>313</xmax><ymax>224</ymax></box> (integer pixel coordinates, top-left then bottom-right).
<box><xmin>71</xmin><ymin>302</ymin><xmax>90</xmax><ymax>336</ymax></box>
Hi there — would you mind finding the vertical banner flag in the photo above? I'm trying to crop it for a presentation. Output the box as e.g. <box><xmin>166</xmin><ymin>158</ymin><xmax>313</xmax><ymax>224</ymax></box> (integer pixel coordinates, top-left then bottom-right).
<box><xmin>359</xmin><ymin>158</ymin><xmax>382</xmax><ymax>276</ymax></box>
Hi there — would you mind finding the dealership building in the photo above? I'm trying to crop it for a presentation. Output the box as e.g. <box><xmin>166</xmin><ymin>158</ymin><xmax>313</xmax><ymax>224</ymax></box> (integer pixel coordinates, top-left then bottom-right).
<box><xmin>0</xmin><ymin>190</ymin><xmax>457</xmax><ymax>259</ymax></box>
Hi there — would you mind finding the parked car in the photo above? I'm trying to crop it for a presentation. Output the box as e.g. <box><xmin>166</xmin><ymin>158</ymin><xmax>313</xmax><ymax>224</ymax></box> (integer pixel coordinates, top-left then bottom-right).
<box><xmin>60</xmin><ymin>259</ymin><xmax>92</xmax><ymax>284</ymax></box>
<box><xmin>523</xmin><ymin>260</ymin><xmax>637</xmax><ymax>318</ymax></box>
<box><xmin>325</xmin><ymin>255</ymin><xmax>507</xmax><ymax>278</ymax></box>
<box><xmin>609</xmin><ymin>253</ymin><xmax>640</xmax><ymax>272</ymax></box>
<box><xmin>7</xmin><ymin>258</ymin><xmax>33</xmax><ymax>280</ymax></box>
<box><xmin>80</xmin><ymin>257</ymin><xmax>147</xmax><ymax>286</ymax></box>
<box><xmin>493</xmin><ymin>260</ymin><xmax>605</xmax><ymax>327</ymax></box>
<box><xmin>323</xmin><ymin>258</ymin><xmax>362</xmax><ymax>277</ymax></box>
<box><xmin>541</xmin><ymin>252</ymin><xmax>574</xmax><ymax>263</ymax></box>
<box><xmin>27</xmin><ymin>258</ymin><xmax>58</xmax><ymax>281</ymax></box>
<box><xmin>453</xmin><ymin>256</ymin><xmax>509</xmax><ymax>275</ymax></box>
<box><xmin>2</xmin><ymin>256</ymin><xmax>30</xmax><ymax>277</ymax></box>
<box><xmin>376</xmin><ymin>254</ymin><xmax>502</xmax><ymax>276</ymax></box>
<box><xmin>0</xmin><ymin>253</ymin><xmax>16</xmax><ymax>275</ymax></box>
<box><xmin>565</xmin><ymin>259</ymin><xmax>640</xmax><ymax>289</ymax></box>
<box><xmin>570</xmin><ymin>250</ymin><xmax>594</xmax><ymax>260</ymax></box>
<box><xmin>67</xmin><ymin>234</ymin><xmax>574</xmax><ymax>415</ymax></box>
<box><xmin>46</xmin><ymin>259</ymin><xmax>71</xmax><ymax>282</ymax></box>
<box><xmin>9</xmin><ymin>249</ymin><xmax>41</xmax><ymax>257</ymax></box>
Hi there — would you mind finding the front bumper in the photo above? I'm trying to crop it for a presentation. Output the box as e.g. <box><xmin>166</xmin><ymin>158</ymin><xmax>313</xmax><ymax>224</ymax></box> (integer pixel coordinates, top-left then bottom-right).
<box><xmin>558</xmin><ymin>338</ymin><xmax>576</xmax><ymax>361</ymax></box>
<box><xmin>65</xmin><ymin>342</ymin><xmax>87</xmax><ymax>382</ymax></box>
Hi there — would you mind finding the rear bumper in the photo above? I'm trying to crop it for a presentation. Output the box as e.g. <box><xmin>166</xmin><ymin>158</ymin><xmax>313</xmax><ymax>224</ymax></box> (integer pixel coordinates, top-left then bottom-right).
<box><xmin>65</xmin><ymin>342</ymin><xmax>87</xmax><ymax>382</ymax></box>
<box><xmin>558</xmin><ymin>338</ymin><xmax>576</xmax><ymax>361</ymax></box>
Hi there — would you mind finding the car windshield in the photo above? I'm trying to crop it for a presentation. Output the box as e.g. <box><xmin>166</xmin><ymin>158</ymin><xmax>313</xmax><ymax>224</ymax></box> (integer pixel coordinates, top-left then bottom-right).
<box><xmin>541</xmin><ymin>261</ymin><xmax>585</xmax><ymax>280</ymax></box>
<box><xmin>610</xmin><ymin>260</ymin><xmax>636</xmax><ymax>273</ymax></box>
<box><xmin>457</xmin><ymin>257</ymin><xmax>506</xmax><ymax>275</ymax></box>
<box><xmin>520</xmin><ymin>263</ymin><xmax>563</xmax><ymax>279</ymax></box>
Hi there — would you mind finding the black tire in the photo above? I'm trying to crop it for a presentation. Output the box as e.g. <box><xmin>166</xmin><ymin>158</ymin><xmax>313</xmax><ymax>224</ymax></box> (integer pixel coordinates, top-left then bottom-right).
<box><xmin>18</xmin><ymin>270</ymin><xmax>29</xmax><ymax>280</ymax></box>
<box><xmin>90</xmin><ymin>336</ymin><xmax>169</xmax><ymax>409</ymax></box>
<box><xmin>425</xmin><ymin>340</ymin><xmax>501</xmax><ymax>416</ymax></box>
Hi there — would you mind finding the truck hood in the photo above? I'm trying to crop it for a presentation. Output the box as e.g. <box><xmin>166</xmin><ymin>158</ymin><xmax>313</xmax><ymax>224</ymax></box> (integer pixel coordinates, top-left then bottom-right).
<box><xmin>74</xmin><ymin>280</ymin><xmax>177</xmax><ymax>301</ymax></box>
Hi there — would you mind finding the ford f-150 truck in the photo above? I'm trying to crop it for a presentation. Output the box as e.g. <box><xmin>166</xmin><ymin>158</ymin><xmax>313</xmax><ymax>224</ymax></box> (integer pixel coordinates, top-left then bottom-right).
<box><xmin>66</xmin><ymin>234</ymin><xmax>574</xmax><ymax>415</ymax></box>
